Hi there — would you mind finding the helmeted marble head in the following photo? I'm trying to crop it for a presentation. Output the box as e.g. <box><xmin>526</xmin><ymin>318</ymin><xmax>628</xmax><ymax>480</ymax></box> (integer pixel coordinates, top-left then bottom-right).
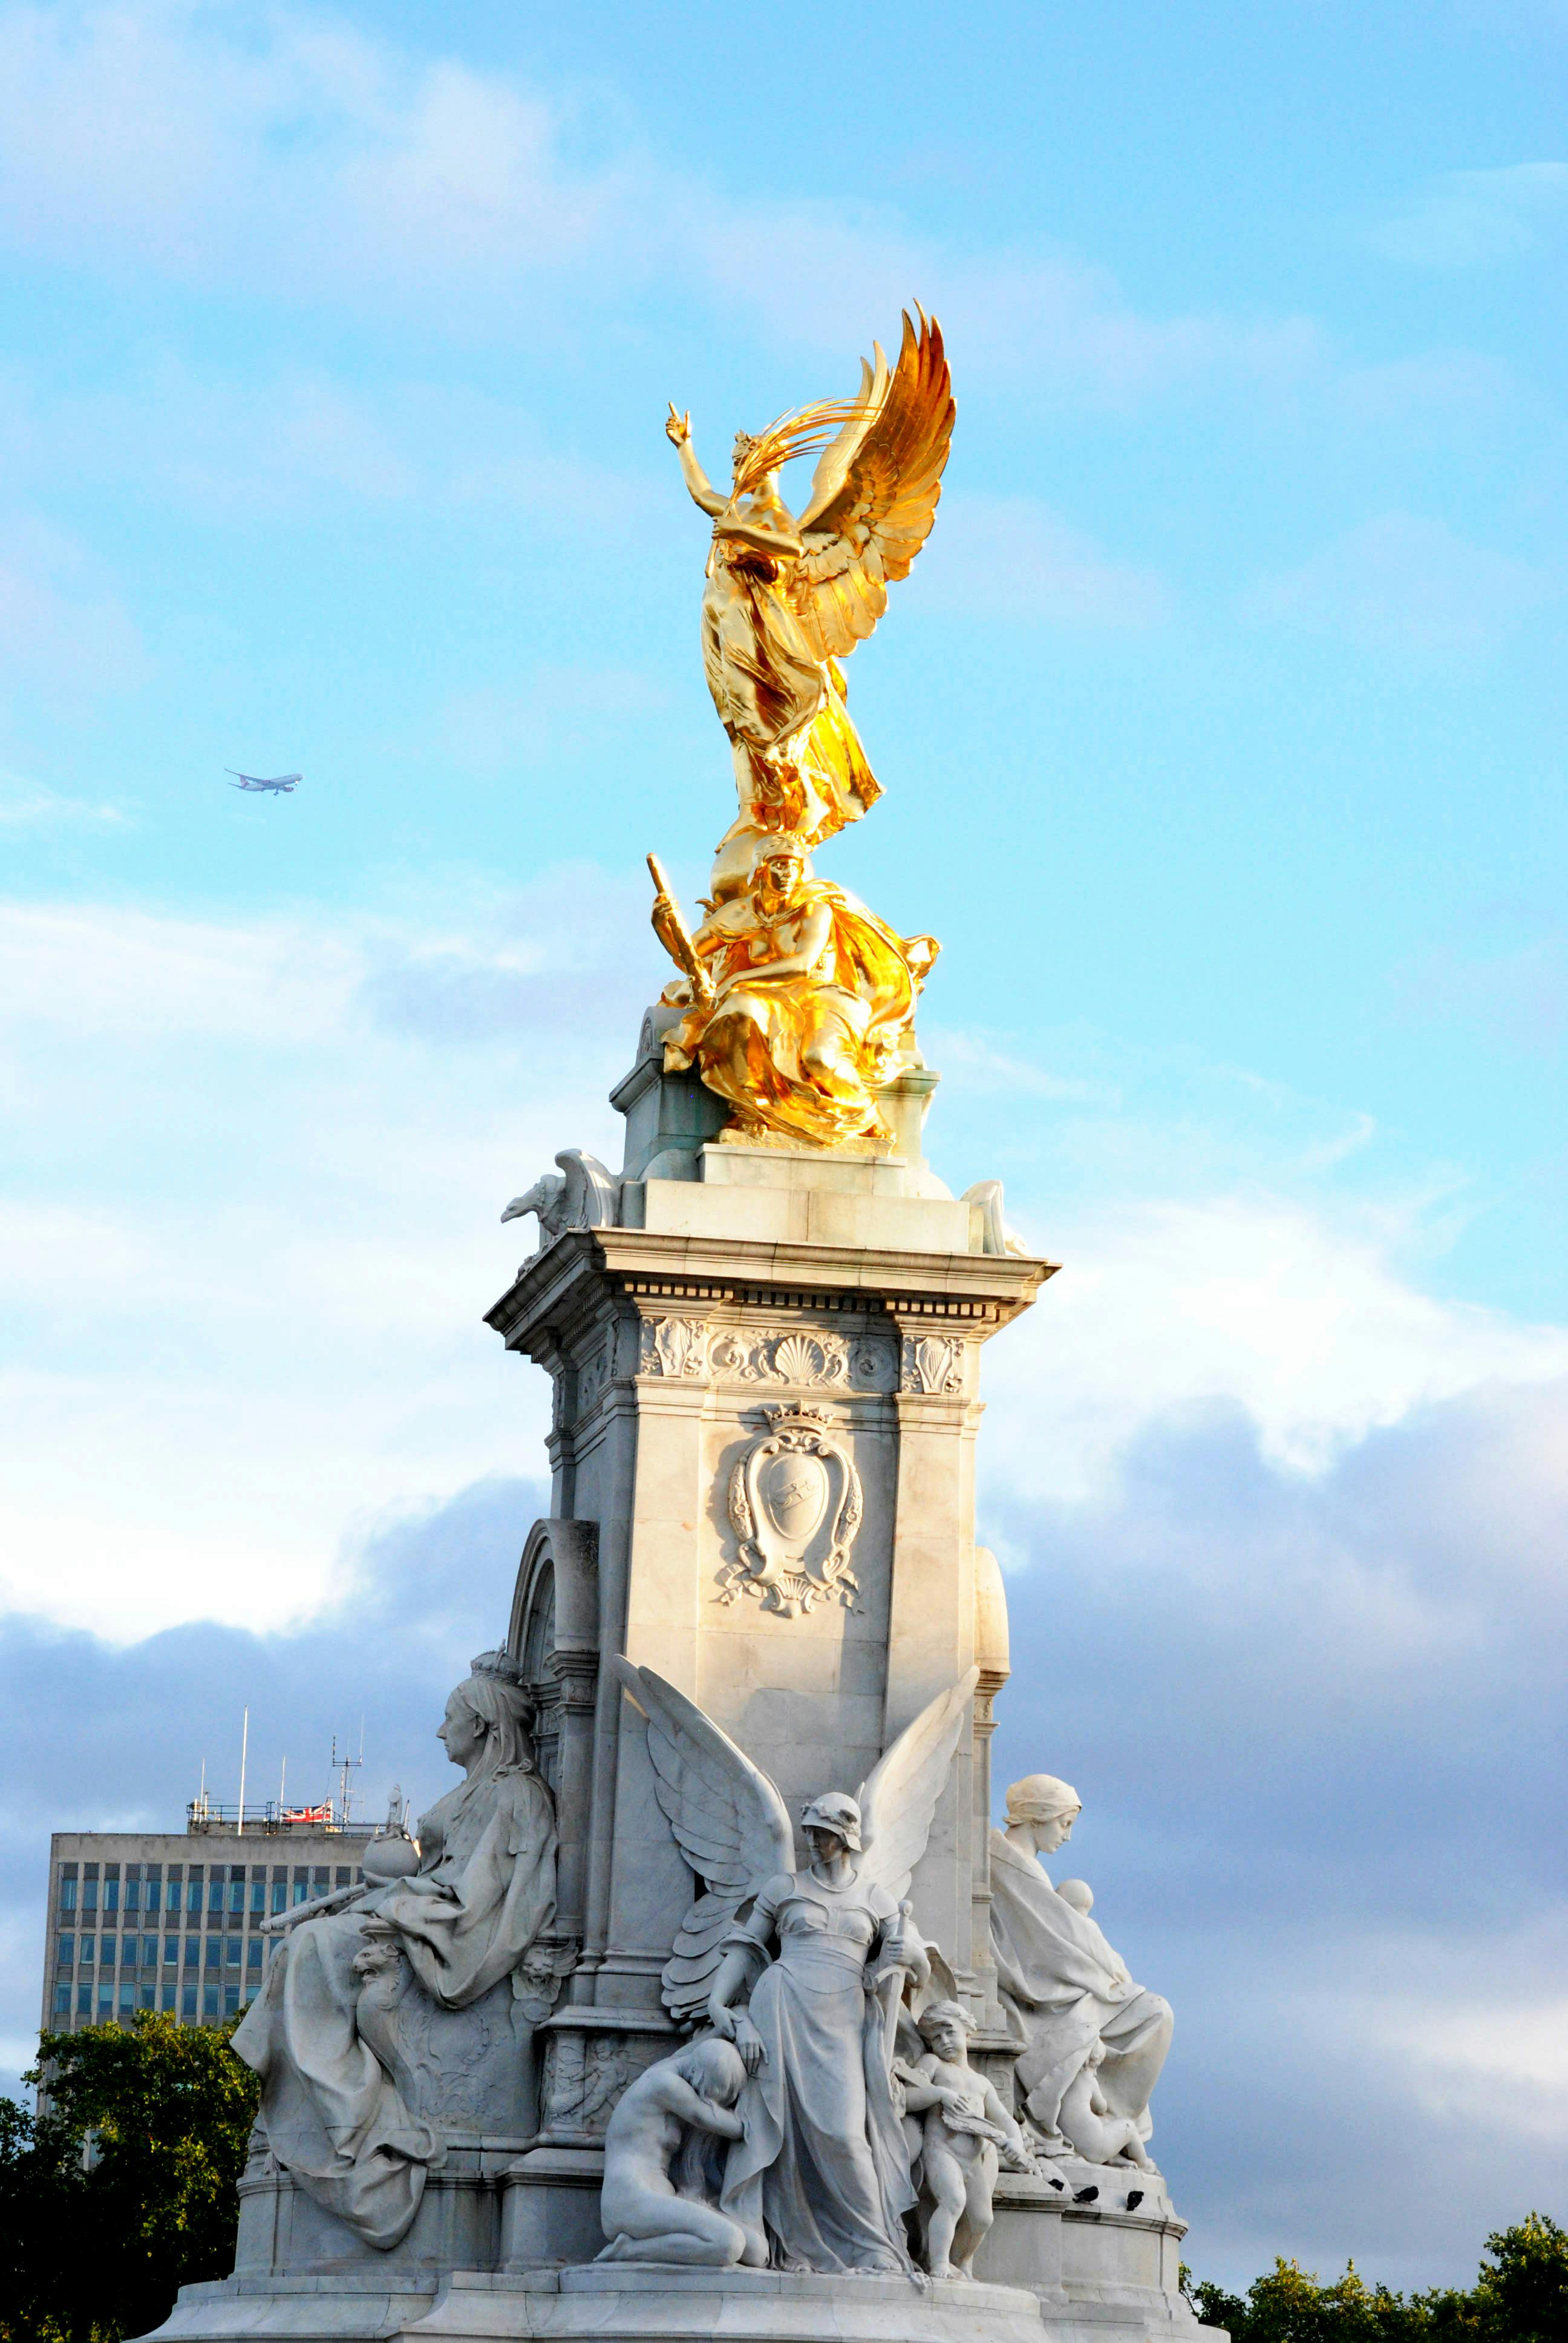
<box><xmin>800</xmin><ymin>1791</ymin><xmax>863</xmax><ymax>1851</ymax></box>
<box><xmin>1005</xmin><ymin>1774</ymin><xmax>1082</xmax><ymax>1826</ymax></box>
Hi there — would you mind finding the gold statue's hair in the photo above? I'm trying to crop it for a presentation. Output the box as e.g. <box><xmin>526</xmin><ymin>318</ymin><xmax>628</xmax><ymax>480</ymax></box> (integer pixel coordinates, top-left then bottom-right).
<box><xmin>732</xmin><ymin>397</ymin><xmax>862</xmax><ymax>498</ymax></box>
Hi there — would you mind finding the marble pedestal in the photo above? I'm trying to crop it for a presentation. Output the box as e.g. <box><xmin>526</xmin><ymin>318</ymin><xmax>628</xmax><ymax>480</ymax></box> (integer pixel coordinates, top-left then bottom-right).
<box><xmin>142</xmin><ymin>1035</ymin><xmax>1221</xmax><ymax>2343</ymax></box>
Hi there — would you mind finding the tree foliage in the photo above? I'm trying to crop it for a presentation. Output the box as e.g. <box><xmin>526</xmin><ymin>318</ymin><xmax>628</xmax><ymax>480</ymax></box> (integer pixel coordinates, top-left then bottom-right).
<box><xmin>0</xmin><ymin>2014</ymin><xmax>258</xmax><ymax>2342</ymax></box>
<box><xmin>1186</xmin><ymin>2214</ymin><xmax>1568</xmax><ymax>2342</ymax></box>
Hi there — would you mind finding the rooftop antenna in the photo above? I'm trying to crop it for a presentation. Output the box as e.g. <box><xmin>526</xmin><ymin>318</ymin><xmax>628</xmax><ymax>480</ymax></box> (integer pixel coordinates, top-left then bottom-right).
<box><xmin>329</xmin><ymin>1731</ymin><xmax>364</xmax><ymax>1828</ymax></box>
<box><xmin>237</xmin><ymin>1706</ymin><xmax>249</xmax><ymax>1838</ymax></box>
<box><xmin>278</xmin><ymin>1755</ymin><xmax>287</xmax><ymax>1816</ymax></box>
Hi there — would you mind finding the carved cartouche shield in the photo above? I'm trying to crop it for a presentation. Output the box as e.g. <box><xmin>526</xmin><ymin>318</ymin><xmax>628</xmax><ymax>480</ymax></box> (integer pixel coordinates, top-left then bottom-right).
<box><xmin>722</xmin><ymin>1404</ymin><xmax>863</xmax><ymax>1617</ymax></box>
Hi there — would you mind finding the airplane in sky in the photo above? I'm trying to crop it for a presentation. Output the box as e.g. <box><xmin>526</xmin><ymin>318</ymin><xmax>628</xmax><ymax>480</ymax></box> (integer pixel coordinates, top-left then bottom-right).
<box><xmin>227</xmin><ymin>770</ymin><xmax>301</xmax><ymax>795</ymax></box>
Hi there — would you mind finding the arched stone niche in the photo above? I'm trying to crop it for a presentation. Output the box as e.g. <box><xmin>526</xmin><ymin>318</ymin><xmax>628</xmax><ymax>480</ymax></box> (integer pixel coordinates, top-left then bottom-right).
<box><xmin>508</xmin><ymin>1519</ymin><xmax>599</xmax><ymax>1947</ymax></box>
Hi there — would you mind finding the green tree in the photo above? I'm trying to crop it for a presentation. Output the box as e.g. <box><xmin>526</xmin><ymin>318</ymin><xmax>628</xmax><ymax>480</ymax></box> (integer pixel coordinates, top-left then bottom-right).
<box><xmin>1465</xmin><ymin>2213</ymin><xmax>1568</xmax><ymax>2343</ymax></box>
<box><xmin>1184</xmin><ymin>2216</ymin><xmax>1566</xmax><ymax>2342</ymax></box>
<box><xmin>0</xmin><ymin>2013</ymin><xmax>260</xmax><ymax>2342</ymax></box>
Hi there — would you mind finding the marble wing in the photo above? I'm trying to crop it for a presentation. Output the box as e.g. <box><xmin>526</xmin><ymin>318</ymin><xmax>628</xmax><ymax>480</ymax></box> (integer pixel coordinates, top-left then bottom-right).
<box><xmin>855</xmin><ymin>1666</ymin><xmax>979</xmax><ymax>1902</ymax></box>
<box><xmin>611</xmin><ymin>1657</ymin><xmax>795</xmax><ymax>2027</ymax></box>
<box><xmin>788</xmin><ymin>307</ymin><xmax>953</xmax><ymax>664</ymax></box>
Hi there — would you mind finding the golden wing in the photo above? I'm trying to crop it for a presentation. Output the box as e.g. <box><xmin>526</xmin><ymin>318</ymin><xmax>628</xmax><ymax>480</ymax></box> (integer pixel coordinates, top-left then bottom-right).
<box><xmin>788</xmin><ymin>308</ymin><xmax>954</xmax><ymax>664</ymax></box>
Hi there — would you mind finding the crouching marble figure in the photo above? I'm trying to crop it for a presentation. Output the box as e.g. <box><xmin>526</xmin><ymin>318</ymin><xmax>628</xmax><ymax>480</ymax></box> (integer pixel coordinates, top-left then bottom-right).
<box><xmin>596</xmin><ymin>2036</ymin><xmax>750</xmax><ymax>2266</ymax></box>
<box><xmin>989</xmin><ymin>1772</ymin><xmax>1172</xmax><ymax>2161</ymax></box>
<box><xmin>232</xmin><ymin>1652</ymin><xmax>558</xmax><ymax>2250</ymax></box>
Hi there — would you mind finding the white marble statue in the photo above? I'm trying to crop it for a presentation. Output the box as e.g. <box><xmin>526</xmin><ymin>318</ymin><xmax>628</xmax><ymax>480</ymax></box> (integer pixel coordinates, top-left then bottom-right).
<box><xmin>597</xmin><ymin>2036</ymin><xmax>750</xmax><ymax>2267</ymax></box>
<box><xmin>989</xmin><ymin>1774</ymin><xmax>1171</xmax><ymax>2158</ymax></box>
<box><xmin>895</xmin><ymin>2000</ymin><xmax>1040</xmax><ymax>2278</ymax></box>
<box><xmin>1057</xmin><ymin>2041</ymin><xmax>1154</xmax><ymax>2170</ymax></box>
<box><xmin>612</xmin><ymin>1659</ymin><xmax>979</xmax><ymax>2276</ymax></box>
<box><xmin>234</xmin><ymin>1653</ymin><xmax>558</xmax><ymax>2249</ymax></box>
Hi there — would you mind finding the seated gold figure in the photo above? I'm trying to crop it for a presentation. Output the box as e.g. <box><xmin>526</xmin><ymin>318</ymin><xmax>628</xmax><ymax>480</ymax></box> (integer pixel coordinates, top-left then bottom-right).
<box><xmin>652</xmin><ymin>839</ymin><xmax>937</xmax><ymax>1151</ymax></box>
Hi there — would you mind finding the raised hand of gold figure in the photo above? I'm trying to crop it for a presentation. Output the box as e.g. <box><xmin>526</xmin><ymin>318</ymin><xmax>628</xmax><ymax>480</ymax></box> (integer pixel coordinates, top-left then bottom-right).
<box><xmin>664</xmin><ymin>402</ymin><xmax>691</xmax><ymax>448</ymax></box>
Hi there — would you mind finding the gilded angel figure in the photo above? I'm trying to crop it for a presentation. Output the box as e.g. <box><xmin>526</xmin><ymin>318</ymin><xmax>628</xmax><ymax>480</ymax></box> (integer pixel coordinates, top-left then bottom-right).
<box><xmin>666</xmin><ymin>309</ymin><xmax>953</xmax><ymax>906</ymax></box>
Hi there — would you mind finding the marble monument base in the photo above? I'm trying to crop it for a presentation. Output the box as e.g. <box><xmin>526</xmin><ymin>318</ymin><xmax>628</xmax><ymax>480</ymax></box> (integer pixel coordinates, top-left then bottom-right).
<box><xmin>148</xmin><ymin>2183</ymin><xmax>1210</xmax><ymax>2343</ymax></box>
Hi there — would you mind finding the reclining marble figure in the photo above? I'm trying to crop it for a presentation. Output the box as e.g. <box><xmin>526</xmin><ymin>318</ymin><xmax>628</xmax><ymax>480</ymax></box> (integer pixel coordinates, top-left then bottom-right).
<box><xmin>232</xmin><ymin>1651</ymin><xmax>558</xmax><ymax>2250</ymax></box>
<box><xmin>597</xmin><ymin>2036</ymin><xmax>750</xmax><ymax>2266</ymax></box>
<box><xmin>988</xmin><ymin>1772</ymin><xmax>1172</xmax><ymax>2158</ymax></box>
<box><xmin>613</xmin><ymin>1658</ymin><xmax>979</xmax><ymax>2276</ymax></box>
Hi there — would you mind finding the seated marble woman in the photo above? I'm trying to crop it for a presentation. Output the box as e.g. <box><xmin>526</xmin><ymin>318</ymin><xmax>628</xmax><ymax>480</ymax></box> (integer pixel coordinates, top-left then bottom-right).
<box><xmin>597</xmin><ymin>2036</ymin><xmax>750</xmax><ymax>2267</ymax></box>
<box><xmin>232</xmin><ymin>1652</ymin><xmax>558</xmax><ymax>2252</ymax></box>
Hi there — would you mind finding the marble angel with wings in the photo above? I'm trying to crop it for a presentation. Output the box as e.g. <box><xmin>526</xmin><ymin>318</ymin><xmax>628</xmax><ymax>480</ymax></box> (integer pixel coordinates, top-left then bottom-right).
<box><xmin>665</xmin><ymin>309</ymin><xmax>953</xmax><ymax>908</ymax></box>
<box><xmin>612</xmin><ymin>1658</ymin><xmax>976</xmax><ymax>2275</ymax></box>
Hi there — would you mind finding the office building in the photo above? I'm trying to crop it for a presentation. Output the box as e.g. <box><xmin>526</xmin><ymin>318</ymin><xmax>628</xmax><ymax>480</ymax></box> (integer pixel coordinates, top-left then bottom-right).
<box><xmin>42</xmin><ymin>1805</ymin><xmax>376</xmax><ymax>2035</ymax></box>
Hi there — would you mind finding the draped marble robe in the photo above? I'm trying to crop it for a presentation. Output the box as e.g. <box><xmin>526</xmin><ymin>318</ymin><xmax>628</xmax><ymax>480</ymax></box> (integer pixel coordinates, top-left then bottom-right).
<box><xmin>234</xmin><ymin>1759</ymin><xmax>555</xmax><ymax>2249</ymax></box>
<box><xmin>719</xmin><ymin>1870</ymin><xmax>915</xmax><ymax>2275</ymax></box>
<box><xmin>988</xmin><ymin>1829</ymin><xmax>1172</xmax><ymax>2149</ymax></box>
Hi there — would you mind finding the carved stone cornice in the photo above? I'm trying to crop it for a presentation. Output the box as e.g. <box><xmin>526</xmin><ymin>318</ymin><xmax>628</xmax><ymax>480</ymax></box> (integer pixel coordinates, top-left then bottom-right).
<box><xmin>485</xmin><ymin>1226</ymin><xmax>1055</xmax><ymax>1364</ymax></box>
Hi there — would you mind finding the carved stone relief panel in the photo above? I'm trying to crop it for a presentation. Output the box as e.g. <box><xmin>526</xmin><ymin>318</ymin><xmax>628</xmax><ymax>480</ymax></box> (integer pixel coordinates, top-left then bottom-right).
<box><xmin>639</xmin><ymin>1316</ymin><xmax>893</xmax><ymax>1391</ymax></box>
<box><xmin>722</xmin><ymin>1403</ymin><xmax>863</xmax><ymax>1617</ymax></box>
<box><xmin>539</xmin><ymin>2022</ymin><xmax>668</xmax><ymax>2143</ymax></box>
<box><xmin>900</xmin><ymin>1331</ymin><xmax>967</xmax><ymax>1394</ymax></box>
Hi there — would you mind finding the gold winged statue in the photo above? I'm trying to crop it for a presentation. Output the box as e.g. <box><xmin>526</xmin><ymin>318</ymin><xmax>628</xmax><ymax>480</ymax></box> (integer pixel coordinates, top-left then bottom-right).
<box><xmin>652</xmin><ymin>310</ymin><xmax>952</xmax><ymax>1151</ymax></box>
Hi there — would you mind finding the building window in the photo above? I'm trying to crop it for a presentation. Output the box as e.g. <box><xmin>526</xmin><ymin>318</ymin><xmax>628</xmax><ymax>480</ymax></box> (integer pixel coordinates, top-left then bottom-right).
<box><xmin>246</xmin><ymin>1939</ymin><xmax>263</xmax><ymax>1971</ymax></box>
<box><xmin>56</xmin><ymin>1935</ymin><xmax>74</xmax><ymax>1970</ymax></box>
<box><xmin>165</xmin><ymin>1935</ymin><xmax>180</xmax><ymax>1965</ymax></box>
<box><xmin>224</xmin><ymin>1939</ymin><xmax>241</xmax><ymax>1970</ymax></box>
<box><xmin>334</xmin><ymin>1869</ymin><xmax>349</xmax><ymax>1889</ymax></box>
<box><xmin>146</xmin><ymin>1866</ymin><xmax>162</xmax><ymax>1912</ymax></box>
<box><xmin>184</xmin><ymin>1936</ymin><xmax>199</xmax><ymax>1967</ymax></box>
<box><xmin>119</xmin><ymin>1982</ymin><xmax>134</xmax><ymax>2013</ymax></box>
<box><xmin>125</xmin><ymin>1869</ymin><xmax>142</xmax><ymax>1913</ymax></box>
<box><xmin>181</xmin><ymin>1986</ymin><xmax>197</xmax><ymax>2019</ymax></box>
<box><xmin>82</xmin><ymin>1875</ymin><xmax>98</xmax><ymax>1915</ymax></box>
<box><xmin>58</xmin><ymin>1869</ymin><xmax>77</xmax><ymax>1913</ymax></box>
<box><xmin>80</xmin><ymin>1936</ymin><xmax>94</xmax><ymax>1967</ymax></box>
<box><xmin>142</xmin><ymin>1936</ymin><xmax>157</xmax><ymax>1967</ymax></box>
<box><xmin>97</xmin><ymin>1985</ymin><xmax>113</xmax><ymax>2014</ymax></box>
<box><xmin>160</xmin><ymin>1985</ymin><xmax>175</xmax><ymax>2013</ymax></box>
<box><xmin>76</xmin><ymin>1984</ymin><xmax>91</xmax><ymax>2015</ymax></box>
<box><xmin>54</xmin><ymin>1984</ymin><xmax>70</xmax><ymax>2016</ymax></box>
<box><xmin>205</xmin><ymin>1939</ymin><xmax>222</xmax><ymax>1970</ymax></box>
<box><xmin>139</xmin><ymin>1985</ymin><xmax>155</xmax><ymax>2010</ymax></box>
<box><xmin>209</xmin><ymin>1880</ymin><xmax>224</xmax><ymax>1913</ymax></box>
<box><xmin>203</xmin><ymin>1986</ymin><xmax>218</xmax><ymax>2019</ymax></box>
<box><xmin>224</xmin><ymin>1987</ymin><xmax>240</xmax><ymax>2016</ymax></box>
<box><xmin>103</xmin><ymin>1870</ymin><xmax>120</xmax><ymax>1913</ymax></box>
<box><xmin>271</xmin><ymin>1882</ymin><xmax>287</xmax><ymax>1914</ymax></box>
<box><xmin>313</xmin><ymin>1869</ymin><xmax>328</xmax><ymax>1892</ymax></box>
<box><xmin>101</xmin><ymin>1934</ymin><xmax>116</xmax><ymax>1967</ymax></box>
<box><xmin>292</xmin><ymin>1878</ymin><xmax>310</xmax><ymax>1906</ymax></box>
<box><xmin>227</xmin><ymin>1878</ymin><xmax>244</xmax><ymax>1915</ymax></box>
<box><xmin>249</xmin><ymin>1879</ymin><xmax>265</xmax><ymax>1915</ymax></box>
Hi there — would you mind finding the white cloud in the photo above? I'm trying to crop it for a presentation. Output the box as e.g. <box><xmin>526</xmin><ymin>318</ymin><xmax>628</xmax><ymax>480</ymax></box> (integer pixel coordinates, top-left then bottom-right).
<box><xmin>1370</xmin><ymin>161</ymin><xmax>1568</xmax><ymax>266</ymax></box>
<box><xmin>0</xmin><ymin>518</ymin><xmax>143</xmax><ymax>693</ymax></box>
<box><xmin>0</xmin><ymin>5</ymin><xmax>1328</xmax><ymax>411</ymax></box>
<box><xmin>985</xmin><ymin>1188</ymin><xmax>1568</xmax><ymax>1495</ymax></box>
<box><xmin>1241</xmin><ymin>513</ymin><xmax>1559</xmax><ymax>655</ymax></box>
<box><xmin>0</xmin><ymin>770</ymin><xmax>128</xmax><ymax>827</ymax></box>
<box><xmin>0</xmin><ymin>882</ymin><xmax>649</xmax><ymax>1637</ymax></box>
<box><xmin>916</xmin><ymin>495</ymin><xmax>1169</xmax><ymax>628</ymax></box>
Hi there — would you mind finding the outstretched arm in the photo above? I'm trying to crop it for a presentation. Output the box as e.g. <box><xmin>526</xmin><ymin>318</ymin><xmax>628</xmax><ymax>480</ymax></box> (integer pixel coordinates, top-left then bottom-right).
<box><xmin>666</xmin><ymin>404</ymin><xmax>725</xmax><ymax>517</ymax></box>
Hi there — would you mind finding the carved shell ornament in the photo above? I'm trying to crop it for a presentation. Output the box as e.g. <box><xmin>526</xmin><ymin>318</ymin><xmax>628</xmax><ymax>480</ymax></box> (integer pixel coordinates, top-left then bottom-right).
<box><xmin>722</xmin><ymin>1404</ymin><xmax>863</xmax><ymax>1616</ymax></box>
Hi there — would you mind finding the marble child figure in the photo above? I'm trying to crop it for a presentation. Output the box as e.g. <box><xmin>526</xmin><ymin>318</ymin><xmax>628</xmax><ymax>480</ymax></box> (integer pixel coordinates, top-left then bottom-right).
<box><xmin>896</xmin><ymin>2001</ymin><xmax>1039</xmax><ymax>2279</ymax></box>
<box><xmin>1054</xmin><ymin>1879</ymin><xmax>1093</xmax><ymax>1916</ymax></box>
<box><xmin>597</xmin><ymin>2037</ymin><xmax>750</xmax><ymax>2267</ymax></box>
<box><xmin>989</xmin><ymin>1773</ymin><xmax>1172</xmax><ymax>2158</ymax></box>
<box><xmin>1058</xmin><ymin>2042</ymin><xmax>1154</xmax><ymax>2171</ymax></box>
<box><xmin>232</xmin><ymin>1654</ymin><xmax>558</xmax><ymax>2250</ymax></box>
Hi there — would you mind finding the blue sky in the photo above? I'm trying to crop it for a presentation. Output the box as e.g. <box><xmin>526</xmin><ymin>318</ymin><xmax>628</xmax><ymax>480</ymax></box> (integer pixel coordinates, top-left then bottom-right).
<box><xmin>1</xmin><ymin>0</ymin><xmax>1564</xmax><ymax>2297</ymax></box>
